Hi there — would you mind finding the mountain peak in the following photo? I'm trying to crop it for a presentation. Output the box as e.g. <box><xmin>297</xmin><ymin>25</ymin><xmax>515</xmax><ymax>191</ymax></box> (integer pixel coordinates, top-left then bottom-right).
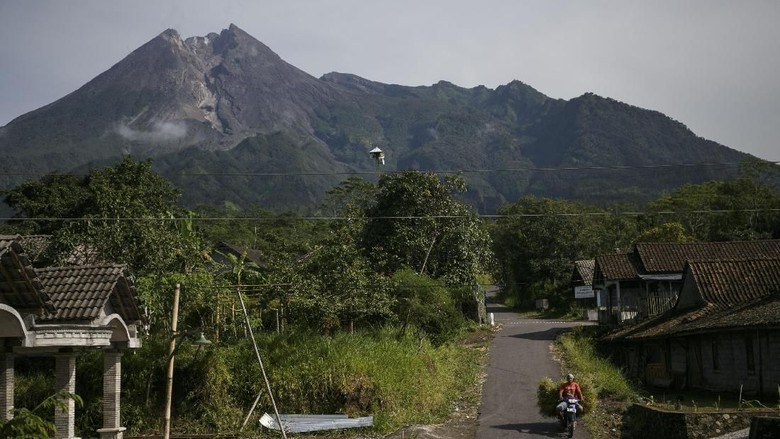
<box><xmin>0</xmin><ymin>25</ymin><xmax>750</xmax><ymax>214</ymax></box>
<box><xmin>158</xmin><ymin>28</ymin><xmax>181</xmax><ymax>41</ymax></box>
<box><xmin>227</xmin><ymin>23</ymin><xmax>248</xmax><ymax>35</ymax></box>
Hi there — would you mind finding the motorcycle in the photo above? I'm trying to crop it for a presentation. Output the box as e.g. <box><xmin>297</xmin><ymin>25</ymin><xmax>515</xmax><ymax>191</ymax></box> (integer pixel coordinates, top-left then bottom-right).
<box><xmin>559</xmin><ymin>396</ymin><xmax>579</xmax><ymax>438</ymax></box>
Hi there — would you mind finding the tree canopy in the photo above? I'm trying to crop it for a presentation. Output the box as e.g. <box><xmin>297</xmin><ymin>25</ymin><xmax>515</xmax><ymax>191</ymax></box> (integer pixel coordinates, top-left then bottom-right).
<box><xmin>3</xmin><ymin>157</ymin><xmax>200</xmax><ymax>275</ymax></box>
<box><xmin>490</xmin><ymin>197</ymin><xmax>637</xmax><ymax>308</ymax></box>
<box><xmin>360</xmin><ymin>171</ymin><xmax>493</xmax><ymax>286</ymax></box>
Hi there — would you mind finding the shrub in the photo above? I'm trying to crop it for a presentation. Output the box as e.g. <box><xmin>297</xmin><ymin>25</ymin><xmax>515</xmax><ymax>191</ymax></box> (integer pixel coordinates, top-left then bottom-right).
<box><xmin>392</xmin><ymin>268</ymin><xmax>466</xmax><ymax>345</ymax></box>
<box><xmin>228</xmin><ymin>327</ymin><xmax>482</xmax><ymax>434</ymax></box>
<box><xmin>537</xmin><ymin>377</ymin><xmax>559</xmax><ymax>417</ymax></box>
<box><xmin>557</xmin><ymin>327</ymin><xmax>635</xmax><ymax>401</ymax></box>
<box><xmin>0</xmin><ymin>391</ymin><xmax>82</xmax><ymax>438</ymax></box>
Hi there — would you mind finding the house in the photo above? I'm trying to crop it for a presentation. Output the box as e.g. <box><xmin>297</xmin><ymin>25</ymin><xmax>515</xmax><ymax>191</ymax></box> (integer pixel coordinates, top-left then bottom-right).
<box><xmin>0</xmin><ymin>235</ymin><xmax>146</xmax><ymax>439</ymax></box>
<box><xmin>571</xmin><ymin>259</ymin><xmax>595</xmax><ymax>290</ymax></box>
<box><xmin>592</xmin><ymin>240</ymin><xmax>780</xmax><ymax>325</ymax></box>
<box><xmin>602</xmin><ymin>257</ymin><xmax>780</xmax><ymax>396</ymax></box>
<box><xmin>593</xmin><ymin>252</ymin><xmax>644</xmax><ymax>324</ymax></box>
<box><xmin>571</xmin><ymin>260</ymin><xmax>597</xmax><ymax>320</ymax></box>
<box><xmin>211</xmin><ymin>241</ymin><xmax>266</xmax><ymax>269</ymax></box>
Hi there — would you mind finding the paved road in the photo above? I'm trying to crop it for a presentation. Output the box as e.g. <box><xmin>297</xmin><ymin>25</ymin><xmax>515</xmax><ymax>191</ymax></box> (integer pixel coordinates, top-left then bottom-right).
<box><xmin>476</xmin><ymin>301</ymin><xmax>592</xmax><ymax>439</ymax></box>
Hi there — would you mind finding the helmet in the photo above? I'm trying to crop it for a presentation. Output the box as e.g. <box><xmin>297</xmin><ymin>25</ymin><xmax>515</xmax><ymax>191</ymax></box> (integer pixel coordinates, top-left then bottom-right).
<box><xmin>566</xmin><ymin>373</ymin><xmax>575</xmax><ymax>380</ymax></box>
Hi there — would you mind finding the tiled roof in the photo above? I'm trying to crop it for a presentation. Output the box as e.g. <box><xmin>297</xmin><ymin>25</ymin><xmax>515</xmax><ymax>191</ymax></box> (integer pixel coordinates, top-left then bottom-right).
<box><xmin>36</xmin><ymin>264</ymin><xmax>145</xmax><ymax>323</ymax></box>
<box><xmin>635</xmin><ymin>240</ymin><xmax>780</xmax><ymax>274</ymax></box>
<box><xmin>602</xmin><ymin>307</ymin><xmax>683</xmax><ymax>341</ymax></box>
<box><xmin>595</xmin><ymin>252</ymin><xmax>640</xmax><ymax>281</ymax></box>
<box><xmin>685</xmin><ymin>293</ymin><xmax>780</xmax><ymax>331</ymax></box>
<box><xmin>688</xmin><ymin>258</ymin><xmax>780</xmax><ymax>307</ymax></box>
<box><xmin>573</xmin><ymin>260</ymin><xmax>595</xmax><ymax>285</ymax></box>
<box><xmin>0</xmin><ymin>235</ymin><xmax>54</xmax><ymax>312</ymax></box>
<box><xmin>16</xmin><ymin>235</ymin><xmax>52</xmax><ymax>265</ymax></box>
<box><xmin>604</xmin><ymin>258</ymin><xmax>780</xmax><ymax>341</ymax></box>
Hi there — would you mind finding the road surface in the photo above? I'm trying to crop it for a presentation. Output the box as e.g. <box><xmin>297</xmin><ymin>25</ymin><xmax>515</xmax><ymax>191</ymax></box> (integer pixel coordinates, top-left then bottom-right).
<box><xmin>476</xmin><ymin>301</ymin><xmax>592</xmax><ymax>439</ymax></box>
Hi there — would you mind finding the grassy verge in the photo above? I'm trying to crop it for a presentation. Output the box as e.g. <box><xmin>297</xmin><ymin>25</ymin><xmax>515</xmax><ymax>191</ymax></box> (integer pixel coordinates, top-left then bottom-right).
<box><xmin>181</xmin><ymin>325</ymin><xmax>490</xmax><ymax>437</ymax></box>
<box><xmin>544</xmin><ymin>325</ymin><xmax>780</xmax><ymax>439</ymax></box>
<box><xmin>542</xmin><ymin>326</ymin><xmax>639</xmax><ymax>439</ymax></box>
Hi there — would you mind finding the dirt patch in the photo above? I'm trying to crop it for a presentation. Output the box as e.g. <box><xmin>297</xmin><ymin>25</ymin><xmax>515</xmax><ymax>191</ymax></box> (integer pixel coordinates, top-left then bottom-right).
<box><xmin>382</xmin><ymin>409</ymin><xmax>478</xmax><ymax>439</ymax></box>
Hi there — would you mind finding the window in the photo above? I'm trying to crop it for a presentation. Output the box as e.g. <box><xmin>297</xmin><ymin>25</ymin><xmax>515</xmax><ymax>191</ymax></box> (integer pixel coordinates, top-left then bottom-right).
<box><xmin>745</xmin><ymin>336</ymin><xmax>755</xmax><ymax>372</ymax></box>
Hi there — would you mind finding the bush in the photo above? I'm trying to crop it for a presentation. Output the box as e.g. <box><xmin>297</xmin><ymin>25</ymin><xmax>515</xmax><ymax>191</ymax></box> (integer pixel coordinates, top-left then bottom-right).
<box><xmin>537</xmin><ymin>377</ymin><xmax>559</xmax><ymax>418</ymax></box>
<box><xmin>392</xmin><ymin>268</ymin><xmax>467</xmax><ymax>345</ymax></box>
<box><xmin>228</xmin><ymin>327</ymin><xmax>482</xmax><ymax>434</ymax></box>
<box><xmin>557</xmin><ymin>327</ymin><xmax>635</xmax><ymax>401</ymax></box>
<box><xmin>536</xmin><ymin>325</ymin><xmax>640</xmax><ymax>432</ymax></box>
<box><xmin>0</xmin><ymin>391</ymin><xmax>82</xmax><ymax>438</ymax></box>
<box><xmin>117</xmin><ymin>318</ymin><xmax>485</xmax><ymax>435</ymax></box>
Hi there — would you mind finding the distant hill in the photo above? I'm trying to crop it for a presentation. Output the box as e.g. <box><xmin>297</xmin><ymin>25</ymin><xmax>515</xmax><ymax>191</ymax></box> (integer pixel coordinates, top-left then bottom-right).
<box><xmin>0</xmin><ymin>24</ymin><xmax>752</xmax><ymax>214</ymax></box>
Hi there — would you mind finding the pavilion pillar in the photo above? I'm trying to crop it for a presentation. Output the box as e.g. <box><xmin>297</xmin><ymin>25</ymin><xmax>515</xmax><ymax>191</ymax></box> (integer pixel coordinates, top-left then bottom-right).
<box><xmin>0</xmin><ymin>352</ymin><xmax>14</xmax><ymax>420</ymax></box>
<box><xmin>97</xmin><ymin>350</ymin><xmax>125</xmax><ymax>439</ymax></box>
<box><xmin>55</xmin><ymin>351</ymin><xmax>78</xmax><ymax>439</ymax></box>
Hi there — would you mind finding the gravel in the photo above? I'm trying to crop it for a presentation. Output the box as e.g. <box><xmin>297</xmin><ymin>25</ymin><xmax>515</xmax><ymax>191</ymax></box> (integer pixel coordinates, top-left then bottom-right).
<box><xmin>708</xmin><ymin>427</ymin><xmax>750</xmax><ymax>439</ymax></box>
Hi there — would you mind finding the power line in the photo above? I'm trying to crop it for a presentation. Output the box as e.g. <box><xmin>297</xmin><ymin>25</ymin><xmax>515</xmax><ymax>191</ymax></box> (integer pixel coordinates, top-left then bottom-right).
<box><xmin>2</xmin><ymin>208</ymin><xmax>780</xmax><ymax>222</ymax></box>
<box><xmin>0</xmin><ymin>160</ymin><xmax>775</xmax><ymax>178</ymax></box>
<box><xmin>170</xmin><ymin>161</ymin><xmax>751</xmax><ymax>176</ymax></box>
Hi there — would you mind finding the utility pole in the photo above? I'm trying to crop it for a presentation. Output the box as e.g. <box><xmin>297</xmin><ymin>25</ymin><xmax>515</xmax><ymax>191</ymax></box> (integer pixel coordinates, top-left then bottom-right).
<box><xmin>163</xmin><ymin>283</ymin><xmax>180</xmax><ymax>439</ymax></box>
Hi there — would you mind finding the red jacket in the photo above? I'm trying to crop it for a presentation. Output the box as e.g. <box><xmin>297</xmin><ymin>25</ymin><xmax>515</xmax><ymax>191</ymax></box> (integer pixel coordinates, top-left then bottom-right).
<box><xmin>558</xmin><ymin>382</ymin><xmax>583</xmax><ymax>400</ymax></box>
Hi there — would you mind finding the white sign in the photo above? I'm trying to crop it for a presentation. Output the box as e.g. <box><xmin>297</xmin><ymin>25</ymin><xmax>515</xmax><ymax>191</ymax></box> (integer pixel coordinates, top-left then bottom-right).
<box><xmin>574</xmin><ymin>286</ymin><xmax>594</xmax><ymax>299</ymax></box>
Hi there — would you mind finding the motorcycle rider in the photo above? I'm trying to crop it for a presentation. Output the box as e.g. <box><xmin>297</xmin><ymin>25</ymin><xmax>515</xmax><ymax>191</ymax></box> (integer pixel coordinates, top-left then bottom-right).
<box><xmin>556</xmin><ymin>373</ymin><xmax>584</xmax><ymax>418</ymax></box>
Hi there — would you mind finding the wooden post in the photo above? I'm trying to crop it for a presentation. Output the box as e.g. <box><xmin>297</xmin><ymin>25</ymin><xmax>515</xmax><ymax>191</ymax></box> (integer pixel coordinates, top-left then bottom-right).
<box><xmin>163</xmin><ymin>283</ymin><xmax>181</xmax><ymax>439</ymax></box>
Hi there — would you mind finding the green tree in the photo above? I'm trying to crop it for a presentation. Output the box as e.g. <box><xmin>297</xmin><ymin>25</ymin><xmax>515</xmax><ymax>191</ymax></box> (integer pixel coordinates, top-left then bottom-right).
<box><xmin>491</xmin><ymin>196</ymin><xmax>637</xmax><ymax>308</ymax></box>
<box><xmin>321</xmin><ymin>176</ymin><xmax>378</xmax><ymax>218</ymax></box>
<box><xmin>391</xmin><ymin>268</ymin><xmax>465</xmax><ymax>345</ymax></box>
<box><xmin>295</xmin><ymin>238</ymin><xmax>394</xmax><ymax>333</ymax></box>
<box><xmin>643</xmin><ymin>175</ymin><xmax>780</xmax><ymax>241</ymax></box>
<box><xmin>360</xmin><ymin>171</ymin><xmax>492</xmax><ymax>286</ymax></box>
<box><xmin>194</xmin><ymin>206</ymin><xmax>328</xmax><ymax>259</ymax></box>
<box><xmin>3</xmin><ymin>157</ymin><xmax>203</xmax><ymax>275</ymax></box>
<box><xmin>635</xmin><ymin>222</ymin><xmax>695</xmax><ymax>243</ymax></box>
<box><xmin>2</xmin><ymin>173</ymin><xmax>88</xmax><ymax>235</ymax></box>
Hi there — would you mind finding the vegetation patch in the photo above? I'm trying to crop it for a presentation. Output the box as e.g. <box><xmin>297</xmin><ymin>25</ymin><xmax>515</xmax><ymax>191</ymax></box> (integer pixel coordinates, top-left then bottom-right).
<box><xmin>3</xmin><ymin>155</ymin><xmax>779</xmax><ymax>438</ymax></box>
<box><xmin>542</xmin><ymin>326</ymin><xmax>638</xmax><ymax>439</ymax></box>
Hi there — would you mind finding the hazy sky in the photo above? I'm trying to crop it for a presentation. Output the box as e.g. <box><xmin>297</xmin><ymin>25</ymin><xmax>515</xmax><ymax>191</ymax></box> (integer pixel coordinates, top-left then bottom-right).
<box><xmin>1</xmin><ymin>0</ymin><xmax>778</xmax><ymax>160</ymax></box>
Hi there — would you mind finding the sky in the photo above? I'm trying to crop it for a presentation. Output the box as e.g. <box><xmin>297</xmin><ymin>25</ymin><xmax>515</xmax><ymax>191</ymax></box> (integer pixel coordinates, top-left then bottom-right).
<box><xmin>1</xmin><ymin>0</ymin><xmax>778</xmax><ymax>161</ymax></box>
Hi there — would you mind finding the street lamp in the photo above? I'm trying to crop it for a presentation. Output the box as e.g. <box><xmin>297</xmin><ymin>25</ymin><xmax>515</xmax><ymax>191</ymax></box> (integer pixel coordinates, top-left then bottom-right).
<box><xmin>163</xmin><ymin>284</ymin><xmax>212</xmax><ymax>439</ymax></box>
<box><xmin>369</xmin><ymin>146</ymin><xmax>385</xmax><ymax>166</ymax></box>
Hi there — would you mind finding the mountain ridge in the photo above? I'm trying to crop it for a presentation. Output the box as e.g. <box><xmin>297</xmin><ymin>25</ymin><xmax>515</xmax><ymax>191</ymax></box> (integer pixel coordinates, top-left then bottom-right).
<box><xmin>0</xmin><ymin>25</ymin><xmax>752</xmax><ymax>213</ymax></box>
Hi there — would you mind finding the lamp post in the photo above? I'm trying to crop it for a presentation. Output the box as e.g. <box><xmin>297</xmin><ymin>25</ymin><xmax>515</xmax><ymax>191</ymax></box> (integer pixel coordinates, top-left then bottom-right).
<box><xmin>369</xmin><ymin>146</ymin><xmax>385</xmax><ymax>166</ymax></box>
<box><xmin>163</xmin><ymin>283</ymin><xmax>212</xmax><ymax>439</ymax></box>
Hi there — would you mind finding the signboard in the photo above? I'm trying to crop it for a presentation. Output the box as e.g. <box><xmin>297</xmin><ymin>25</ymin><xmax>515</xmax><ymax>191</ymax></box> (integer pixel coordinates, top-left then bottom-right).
<box><xmin>574</xmin><ymin>286</ymin><xmax>594</xmax><ymax>299</ymax></box>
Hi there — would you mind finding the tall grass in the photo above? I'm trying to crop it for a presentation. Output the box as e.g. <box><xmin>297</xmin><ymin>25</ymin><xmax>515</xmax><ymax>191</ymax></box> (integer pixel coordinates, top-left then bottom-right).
<box><xmin>556</xmin><ymin>326</ymin><xmax>635</xmax><ymax>401</ymax></box>
<box><xmin>216</xmin><ymin>326</ymin><xmax>483</xmax><ymax>434</ymax></box>
<box><xmin>537</xmin><ymin>326</ymin><xmax>637</xmax><ymax>418</ymax></box>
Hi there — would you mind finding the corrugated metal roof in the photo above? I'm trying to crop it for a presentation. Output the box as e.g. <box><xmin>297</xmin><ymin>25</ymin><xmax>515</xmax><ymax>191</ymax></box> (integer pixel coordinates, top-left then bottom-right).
<box><xmin>635</xmin><ymin>240</ymin><xmax>780</xmax><ymax>273</ymax></box>
<box><xmin>259</xmin><ymin>413</ymin><xmax>374</xmax><ymax>433</ymax></box>
<box><xmin>215</xmin><ymin>241</ymin><xmax>266</xmax><ymax>267</ymax></box>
